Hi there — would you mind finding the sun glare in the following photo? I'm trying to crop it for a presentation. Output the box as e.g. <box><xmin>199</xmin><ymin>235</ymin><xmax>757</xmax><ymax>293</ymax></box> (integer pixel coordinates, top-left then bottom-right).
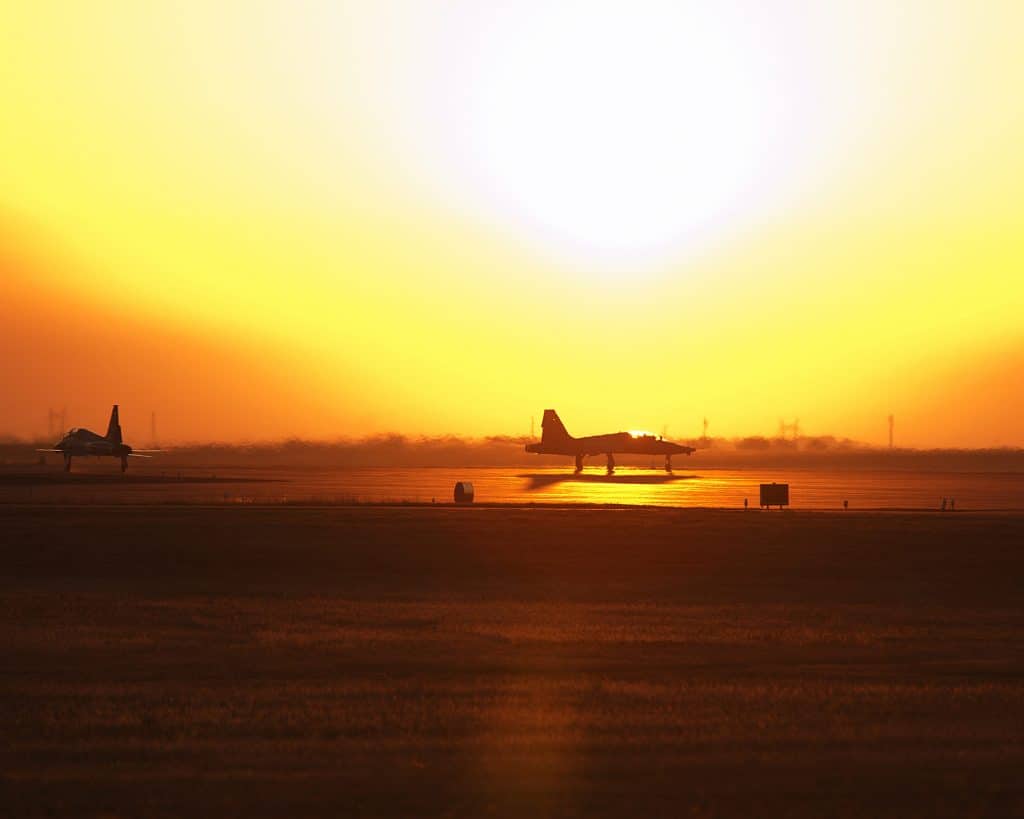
<box><xmin>439</xmin><ymin>4</ymin><xmax>808</xmax><ymax>271</ymax></box>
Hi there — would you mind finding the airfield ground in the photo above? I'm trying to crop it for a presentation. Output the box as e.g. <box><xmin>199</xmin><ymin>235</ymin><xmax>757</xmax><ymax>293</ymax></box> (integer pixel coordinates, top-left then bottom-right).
<box><xmin>2</xmin><ymin>505</ymin><xmax>1023</xmax><ymax>817</ymax></box>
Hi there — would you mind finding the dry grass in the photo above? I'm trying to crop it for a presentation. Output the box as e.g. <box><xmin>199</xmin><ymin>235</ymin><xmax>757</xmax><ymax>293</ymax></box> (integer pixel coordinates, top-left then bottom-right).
<box><xmin>1</xmin><ymin>507</ymin><xmax>1023</xmax><ymax>817</ymax></box>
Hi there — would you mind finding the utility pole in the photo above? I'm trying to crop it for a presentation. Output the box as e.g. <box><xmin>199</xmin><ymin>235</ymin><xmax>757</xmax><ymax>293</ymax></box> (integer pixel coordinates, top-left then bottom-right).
<box><xmin>47</xmin><ymin>408</ymin><xmax>66</xmax><ymax>439</ymax></box>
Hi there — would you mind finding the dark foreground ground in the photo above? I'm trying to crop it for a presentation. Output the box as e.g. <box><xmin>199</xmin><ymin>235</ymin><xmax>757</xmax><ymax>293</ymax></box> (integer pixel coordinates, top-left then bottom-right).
<box><xmin>2</xmin><ymin>506</ymin><xmax>1023</xmax><ymax>817</ymax></box>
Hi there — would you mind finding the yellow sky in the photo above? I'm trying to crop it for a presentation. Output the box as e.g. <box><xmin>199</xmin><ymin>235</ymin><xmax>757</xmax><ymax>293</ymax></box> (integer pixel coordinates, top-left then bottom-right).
<box><xmin>1</xmin><ymin>1</ymin><xmax>1022</xmax><ymax>445</ymax></box>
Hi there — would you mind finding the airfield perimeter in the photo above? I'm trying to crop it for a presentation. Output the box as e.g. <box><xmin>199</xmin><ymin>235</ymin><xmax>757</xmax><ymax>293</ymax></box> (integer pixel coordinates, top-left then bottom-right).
<box><xmin>2</xmin><ymin>503</ymin><xmax>1023</xmax><ymax>817</ymax></box>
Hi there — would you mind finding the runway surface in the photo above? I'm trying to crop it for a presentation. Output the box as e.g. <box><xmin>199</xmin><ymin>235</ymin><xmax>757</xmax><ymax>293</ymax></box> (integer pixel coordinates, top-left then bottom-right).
<box><xmin>3</xmin><ymin>464</ymin><xmax>1022</xmax><ymax>509</ymax></box>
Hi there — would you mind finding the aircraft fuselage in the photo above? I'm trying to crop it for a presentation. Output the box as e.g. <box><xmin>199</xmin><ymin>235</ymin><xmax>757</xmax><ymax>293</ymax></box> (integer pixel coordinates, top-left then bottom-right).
<box><xmin>526</xmin><ymin>431</ymin><xmax>689</xmax><ymax>458</ymax></box>
<box><xmin>53</xmin><ymin>429</ymin><xmax>134</xmax><ymax>459</ymax></box>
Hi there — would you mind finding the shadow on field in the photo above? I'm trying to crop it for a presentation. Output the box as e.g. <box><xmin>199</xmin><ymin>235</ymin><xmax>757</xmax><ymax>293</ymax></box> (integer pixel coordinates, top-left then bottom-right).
<box><xmin>520</xmin><ymin>472</ymin><xmax>697</xmax><ymax>490</ymax></box>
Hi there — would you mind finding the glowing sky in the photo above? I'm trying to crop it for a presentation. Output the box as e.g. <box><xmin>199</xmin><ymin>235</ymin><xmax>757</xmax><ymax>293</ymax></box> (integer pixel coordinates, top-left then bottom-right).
<box><xmin>2</xmin><ymin>1</ymin><xmax>1022</xmax><ymax>445</ymax></box>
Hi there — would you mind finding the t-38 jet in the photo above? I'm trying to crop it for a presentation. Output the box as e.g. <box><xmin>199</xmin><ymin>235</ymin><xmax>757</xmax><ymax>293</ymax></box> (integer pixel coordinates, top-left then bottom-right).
<box><xmin>526</xmin><ymin>409</ymin><xmax>695</xmax><ymax>474</ymax></box>
<box><xmin>37</xmin><ymin>405</ymin><xmax>159</xmax><ymax>472</ymax></box>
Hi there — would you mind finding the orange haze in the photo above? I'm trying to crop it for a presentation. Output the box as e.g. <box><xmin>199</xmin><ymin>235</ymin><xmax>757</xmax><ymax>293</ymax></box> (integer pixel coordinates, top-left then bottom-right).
<box><xmin>1</xmin><ymin>3</ymin><xmax>1022</xmax><ymax>446</ymax></box>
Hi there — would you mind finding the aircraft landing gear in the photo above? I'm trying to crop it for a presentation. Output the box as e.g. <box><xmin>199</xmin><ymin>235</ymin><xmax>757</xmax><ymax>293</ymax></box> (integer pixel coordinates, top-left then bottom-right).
<box><xmin>574</xmin><ymin>454</ymin><xmax>584</xmax><ymax>474</ymax></box>
<box><xmin>121</xmin><ymin>455</ymin><xmax>128</xmax><ymax>472</ymax></box>
<box><xmin>64</xmin><ymin>453</ymin><xmax>72</xmax><ymax>473</ymax></box>
<box><xmin>665</xmin><ymin>454</ymin><xmax>673</xmax><ymax>473</ymax></box>
<box><xmin>606</xmin><ymin>453</ymin><xmax>615</xmax><ymax>475</ymax></box>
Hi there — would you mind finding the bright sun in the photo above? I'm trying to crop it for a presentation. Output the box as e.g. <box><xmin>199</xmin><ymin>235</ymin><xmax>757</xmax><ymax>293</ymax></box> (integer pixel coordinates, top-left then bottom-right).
<box><xmin>433</xmin><ymin>3</ymin><xmax>805</xmax><ymax>270</ymax></box>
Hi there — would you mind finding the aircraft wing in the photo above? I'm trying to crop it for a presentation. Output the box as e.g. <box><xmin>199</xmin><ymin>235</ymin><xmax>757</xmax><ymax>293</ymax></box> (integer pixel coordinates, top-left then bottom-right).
<box><xmin>127</xmin><ymin>453</ymin><xmax>154</xmax><ymax>458</ymax></box>
<box><xmin>131</xmin><ymin>449</ymin><xmax>164</xmax><ymax>453</ymax></box>
<box><xmin>35</xmin><ymin>449</ymin><xmax>64</xmax><ymax>453</ymax></box>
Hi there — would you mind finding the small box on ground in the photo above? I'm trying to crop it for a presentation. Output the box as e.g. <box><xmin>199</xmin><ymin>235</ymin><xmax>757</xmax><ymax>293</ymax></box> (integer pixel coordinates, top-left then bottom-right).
<box><xmin>760</xmin><ymin>483</ymin><xmax>789</xmax><ymax>508</ymax></box>
<box><xmin>454</xmin><ymin>481</ymin><xmax>474</xmax><ymax>504</ymax></box>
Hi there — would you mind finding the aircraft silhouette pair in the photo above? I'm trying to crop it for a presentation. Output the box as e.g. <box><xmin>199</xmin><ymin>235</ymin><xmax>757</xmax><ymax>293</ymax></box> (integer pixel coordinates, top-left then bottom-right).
<box><xmin>38</xmin><ymin>405</ymin><xmax>160</xmax><ymax>472</ymax></box>
<box><xmin>39</xmin><ymin>406</ymin><xmax>688</xmax><ymax>475</ymax></box>
<box><xmin>526</xmin><ymin>409</ymin><xmax>695</xmax><ymax>474</ymax></box>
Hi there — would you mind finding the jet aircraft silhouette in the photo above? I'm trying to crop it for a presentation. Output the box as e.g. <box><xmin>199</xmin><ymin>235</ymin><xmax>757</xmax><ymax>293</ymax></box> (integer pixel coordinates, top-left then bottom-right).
<box><xmin>526</xmin><ymin>409</ymin><xmax>695</xmax><ymax>474</ymax></box>
<box><xmin>37</xmin><ymin>405</ymin><xmax>159</xmax><ymax>472</ymax></box>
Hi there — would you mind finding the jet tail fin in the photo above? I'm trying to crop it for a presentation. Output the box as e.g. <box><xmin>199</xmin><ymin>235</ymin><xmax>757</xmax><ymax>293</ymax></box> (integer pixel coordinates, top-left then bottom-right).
<box><xmin>106</xmin><ymin>405</ymin><xmax>122</xmax><ymax>444</ymax></box>
<box><xmin>541</xmin><ymin>409</ymin><xmax>572</xmax><ymax>444</ymax></box>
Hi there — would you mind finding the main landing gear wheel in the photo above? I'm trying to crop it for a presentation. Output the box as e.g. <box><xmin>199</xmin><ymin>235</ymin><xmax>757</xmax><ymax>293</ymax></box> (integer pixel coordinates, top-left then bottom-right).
<box><xmin>606</xmin><ymin>453</ymin><xmax>615</xmax><ymax>475</ymax></box>
<box><xmin>64</xmin><ymin>454</ymin><xmax>72</xmax><ymax>473</ymax></box>
<box><xmin>665</xmin><ymin>455</ymin><xmax>673</xmax><ymax>473</ymax></box>
<box><xmin>574</xmin><ymin>454</ymin><xmax>584</xmax><ymax>474</ymax></box>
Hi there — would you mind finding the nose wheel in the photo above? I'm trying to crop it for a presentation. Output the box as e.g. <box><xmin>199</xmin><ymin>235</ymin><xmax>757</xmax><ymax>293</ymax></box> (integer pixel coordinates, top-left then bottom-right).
<box><xmin>574</xmin><ymin>454</ymin><xmax>584</xmax><ymax>474</ymax></box>
<box><xmin>63</xmin><ymin>454</ymin><xmax>72</xmax><ymax>473</ymax></box>
<box><xmin>665</xmin><ymin>455</ymin><xmax>673</xmax><ymax>473</ymax></box>
<box><xmin>121</xmin><ymin>455</ymin><xmax>128</xmax><ymax>472</ymax></box>
<box><xmin>606</xmin><ymin>453</ymin><xmax>615</xmax><ymax>475</ymax></box>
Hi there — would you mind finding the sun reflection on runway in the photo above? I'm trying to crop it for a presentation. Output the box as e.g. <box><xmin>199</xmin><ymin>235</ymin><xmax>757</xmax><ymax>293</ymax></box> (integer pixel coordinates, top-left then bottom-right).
<box><xmin>520</xmin><ymin>472</ymin><xmax>697</xmax><ymax>492</ymax></box>
<box><xmin>518</xmin><ymin>470</ymin><xmax>704</xmax><ymax>505</ymax></box>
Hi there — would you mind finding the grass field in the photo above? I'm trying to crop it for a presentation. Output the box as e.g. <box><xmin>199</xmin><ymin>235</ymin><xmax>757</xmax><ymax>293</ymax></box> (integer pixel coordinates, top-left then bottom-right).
<box><xmin>2</xmin><ymin>506</ymin><xmax>1023</xmax><ymax>817</ymax></box>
